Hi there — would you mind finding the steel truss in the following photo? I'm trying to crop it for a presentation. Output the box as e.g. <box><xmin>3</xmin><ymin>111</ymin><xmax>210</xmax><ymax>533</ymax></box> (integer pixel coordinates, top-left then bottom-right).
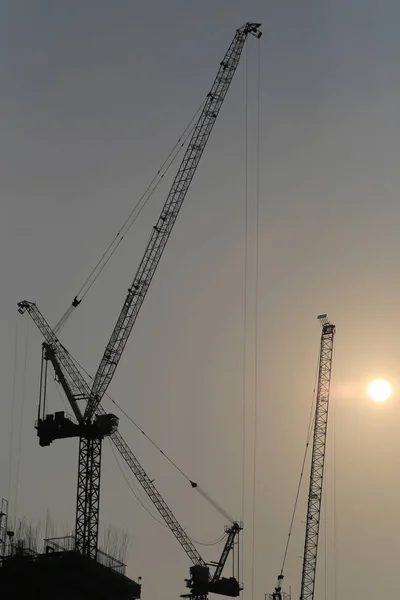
<box><xmin>300</xmin><ymin>315</ymin><xmax>335</xmax><ymax>600</ymax></box>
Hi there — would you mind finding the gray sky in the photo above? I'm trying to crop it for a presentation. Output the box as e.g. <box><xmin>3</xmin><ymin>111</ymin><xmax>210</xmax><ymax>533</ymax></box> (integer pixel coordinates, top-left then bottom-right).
<box><xmin>2</xmin><ymin>1</ymin><xmax>400</xmax><ymax>599</ymax></box>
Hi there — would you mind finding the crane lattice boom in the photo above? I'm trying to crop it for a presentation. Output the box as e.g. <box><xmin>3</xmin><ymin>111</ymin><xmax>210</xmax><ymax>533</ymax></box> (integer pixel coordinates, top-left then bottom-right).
<box><xmin>108</xmin><ymin>413</ymin><xmax>205</xmax><ymax>567</ymax></box>
<box><xmin>211</xmin><ymin>521</ymin><xmax>242</xmax><ymax>583</ymax></box>
<box><xmin>300</xmin><ymin>315</ymin><xmax>335</xmax><ymax>600</ymax></box>
<box><xmin>18</xmin><ymin>300</ymin><xmax>85</xmax><ymax>423</ymax></box>
<box><xmin>85</xmin><ymin>22</ymin><xmax>262</xmax><ymax>420</ymax></box>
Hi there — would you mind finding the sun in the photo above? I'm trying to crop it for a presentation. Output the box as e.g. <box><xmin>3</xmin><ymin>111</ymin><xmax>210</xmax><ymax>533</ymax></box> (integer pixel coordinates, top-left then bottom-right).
<box><xmin>367</xmin><ymin>379</ymin><xmax>392</xmax><ymax>402</ymax></box>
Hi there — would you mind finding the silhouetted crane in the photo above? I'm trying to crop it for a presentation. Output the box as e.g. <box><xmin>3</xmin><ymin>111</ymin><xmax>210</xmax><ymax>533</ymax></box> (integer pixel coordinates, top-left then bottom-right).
<box><xmin>300</xmin><ymin>315</ymin><xmax>335</xmax><ymax>600</ymax></box>
<box><xmin>268</xmin><ymin>315</ymin><xmax>335</xmax><ymax>600</ymax></box>
<box><xmin>18</xmin><ymin>21</ymin><xmax>262</xmax><ymax>600</ymax></box>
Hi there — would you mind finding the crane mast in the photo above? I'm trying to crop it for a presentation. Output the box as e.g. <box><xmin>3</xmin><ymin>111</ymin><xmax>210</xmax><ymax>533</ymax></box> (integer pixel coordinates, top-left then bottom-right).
<box><xmin>300</xmin><ymin>315</ymin><xmax>335</xmax><ymax>600</ymax></box>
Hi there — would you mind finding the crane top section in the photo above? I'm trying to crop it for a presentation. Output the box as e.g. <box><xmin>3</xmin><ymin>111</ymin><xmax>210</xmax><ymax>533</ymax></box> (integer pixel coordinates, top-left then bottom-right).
<box><xmin>238</xmin><ymin>22</ymin><xmax>262</xmax><ymax>37</ymax></box>
<box><xmin>317</xmin><ymin>313</ymin><xmax>335</xmax><ymax>336</ymax></box>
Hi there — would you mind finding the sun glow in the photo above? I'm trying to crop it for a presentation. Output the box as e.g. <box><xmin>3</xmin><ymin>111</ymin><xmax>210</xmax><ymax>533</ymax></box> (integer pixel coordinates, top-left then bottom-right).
<box><xmin>367</xmin><ymin>379</ymin><xmax>392</xmax><ymax>402</ymax></box>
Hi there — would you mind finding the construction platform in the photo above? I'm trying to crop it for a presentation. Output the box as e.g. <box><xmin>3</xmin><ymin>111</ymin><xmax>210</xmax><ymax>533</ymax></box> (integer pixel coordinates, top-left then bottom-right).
<box><xmin>0</xmin><ymin>536</ymin><xmax>141</xmax><ymax>600</ymax></box>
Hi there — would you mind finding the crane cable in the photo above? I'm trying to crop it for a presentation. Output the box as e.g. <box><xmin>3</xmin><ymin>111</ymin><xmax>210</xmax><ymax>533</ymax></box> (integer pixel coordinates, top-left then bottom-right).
<box><xmin>8</xmin><ymin>318</ymin><xmax>19</xmax><ymax>515</ymax></box>
<box><xmin>277</xmin><ymin>354</ymin><xmax>320</xmax><ymax>581</ymax></box>
<box><xmin>110</xmin><ymin>389</ymin><xmax>234</xmax><ymax>521</ymax></box>
<box><xmin>54</xmin><ymin>98</ymin><xmax>207</xmax><ymax>335</ymax></box>
<box><xmin>240</xmin><ymin>40</ymin><xmax>249</xmax><ymax>596</ymax></box>
<box><xmin>66</xmin><ymin>351</ymin><xmax>234</xmax><ymax>524</ymax></box>
<box><xmin>14</xmin><ymin>318</ymin><xmax>29</xmax><ymax>525</ymax></box>
<box><xmin>250</xmin><ymin>38</ymin><xmax>261</xmax><ymax>600</ymax></box>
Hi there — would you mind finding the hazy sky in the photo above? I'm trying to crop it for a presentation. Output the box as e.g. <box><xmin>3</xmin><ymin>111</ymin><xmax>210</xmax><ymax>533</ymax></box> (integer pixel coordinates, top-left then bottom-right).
<box><xmin>2</xmin><ymin>2</ymin><xmax>400</xmax><ymax>599</ymax></box>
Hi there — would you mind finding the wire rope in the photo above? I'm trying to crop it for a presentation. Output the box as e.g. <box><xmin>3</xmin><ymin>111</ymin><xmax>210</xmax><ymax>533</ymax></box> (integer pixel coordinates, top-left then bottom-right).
<box><xmin>14</xmin><ymin>318</ymin><xmax>29</xmax><ymax>522</ymax></box>
<box><xmin>8</xmin><ymin>318</ymin><xmax>19</xmax><ymax>513</ymax></box>
<box><xmin>278</xmin><ymin>355</ymin><xmax>320</xmax><ymax>578</ymax></box>
<box><xmin>189</xmin><ymin>533</ymin><xmax>227</xmax><ymax>547</ymax></box>
<box><xmin>240</xmin><ymin>37</ymin><xmax>249</xmax><ymax>598</ymax></box>
<box><xmin>109</xmin><ymin>396</ymin><xmax>192</xmax><ymax>483</ymax></box>
<box><xmin>250</xmin><ymin>39</ymin><xmax>261</xmax><ymax>600</ymax></box>
<box><xmin>54</xmin><ymin>99</ymin><xmax>207</xmax><ymax>334</ymax></box>
<box><xmin>66</xmin><ymin>350</ymin><xmax>233</xmax><ymax>524</ymax></box>
<box><xmin>54</xmin><ymin>378</ymin><xmax>69</xmax><ymax>413</ymax></box>
<box><xmin>108</xmin><ymin>438</ymin><xmax>227</xmax><ymax>547</ymax></box>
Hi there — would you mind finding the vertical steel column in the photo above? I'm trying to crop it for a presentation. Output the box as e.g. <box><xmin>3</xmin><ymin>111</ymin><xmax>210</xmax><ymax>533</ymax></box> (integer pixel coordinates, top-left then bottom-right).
<box><xmin>0</xmin><ymin>498</ymin><xmax>8</xmax><ymax>558</ymax></box>
<box><xmin>300</xmin><ymin>316</ymin><xmax>335</xmax><ymax>600</ymax></box>
<box><xmin>75</xmin><ymin>436</ymin><xmax>102</xmax><ymax>559</ymax></box>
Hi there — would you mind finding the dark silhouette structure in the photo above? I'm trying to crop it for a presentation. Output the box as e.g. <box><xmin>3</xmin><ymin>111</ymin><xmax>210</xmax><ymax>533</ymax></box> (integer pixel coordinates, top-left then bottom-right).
<box><xmin>266</xmin><ymin>315</ymin><xmax>335</xmax><ymax>600</ymax></box>
<box><xmin>0</xmin><ymin>536</ymin><xmax>141</xmax><ymax>600</ymax></box>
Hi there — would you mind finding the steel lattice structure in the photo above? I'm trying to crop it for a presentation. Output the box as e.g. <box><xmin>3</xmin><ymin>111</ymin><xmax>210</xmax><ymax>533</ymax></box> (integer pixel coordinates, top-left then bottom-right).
<box><xmin>109</xmin><ymin>421</ymin><xmax>205</xmax><ymax>567</ymax></box>
<box><xmin>17</xmin><ymin>302</ymin><xmax>86</xmax><ymax>424</ymax></box>
<box><xmin>75</xmin><ymin>437</ymin><xmax>102</xmax><ymax>557</ymax></box>
<box><xmin>85</xmin><ymin>22</ymin><xmax>262</xmax><ymax>421</ymax></box>
<box><xmin>300</xmin><ymin>315</ymin><xmax>335</xmax><ymax>600</ymax></box>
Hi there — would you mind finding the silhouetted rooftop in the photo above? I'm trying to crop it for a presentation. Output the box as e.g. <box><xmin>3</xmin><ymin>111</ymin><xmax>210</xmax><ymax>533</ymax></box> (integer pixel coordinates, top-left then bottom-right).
<box><xmin>0</xmin><ymin>541</ymin><xmax>141</xmax><ymax>600</ymax></box>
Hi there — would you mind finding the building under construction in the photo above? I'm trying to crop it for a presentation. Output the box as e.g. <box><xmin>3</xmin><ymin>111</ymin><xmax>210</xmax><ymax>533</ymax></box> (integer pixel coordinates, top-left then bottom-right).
<box><xmin>0</xmin><ymin>546</ymin><xmax>141</xmax><ymax>600</ymax></box>
<box><xmin>0</xmin><ymin>505</ymin><xmax>141</xmax><ymax>600</ymax></box>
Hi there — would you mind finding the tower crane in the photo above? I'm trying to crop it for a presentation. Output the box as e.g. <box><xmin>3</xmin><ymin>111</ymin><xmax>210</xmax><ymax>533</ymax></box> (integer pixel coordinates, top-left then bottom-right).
<box><xmin>268</xmin><ymin>315</ymin><xmax>335</xmax><ymax>600</ymax></box>
<box><xmin>17</xmin><ymin>20</ymin><xmax>261</xmax><ymax>599</ymax></box>
<box><xmin>299</xmin><ymin>314</ymin><xmax>335</xmax><ymax>600</ymax></box>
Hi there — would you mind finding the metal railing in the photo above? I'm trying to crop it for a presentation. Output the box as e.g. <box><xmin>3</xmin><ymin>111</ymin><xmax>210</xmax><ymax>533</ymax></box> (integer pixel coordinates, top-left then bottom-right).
<box><xmin>43</xmin><ymin>535</ymin><xmax>126</xmax><ymax>574</ymax></box>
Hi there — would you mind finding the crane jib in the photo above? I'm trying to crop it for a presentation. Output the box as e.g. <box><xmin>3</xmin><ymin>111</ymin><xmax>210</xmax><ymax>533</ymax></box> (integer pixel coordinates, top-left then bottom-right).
<box><xmin>85</xmin><ymin>22</ymin><xmax>262</xmax><ymax>421</ymax></box>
